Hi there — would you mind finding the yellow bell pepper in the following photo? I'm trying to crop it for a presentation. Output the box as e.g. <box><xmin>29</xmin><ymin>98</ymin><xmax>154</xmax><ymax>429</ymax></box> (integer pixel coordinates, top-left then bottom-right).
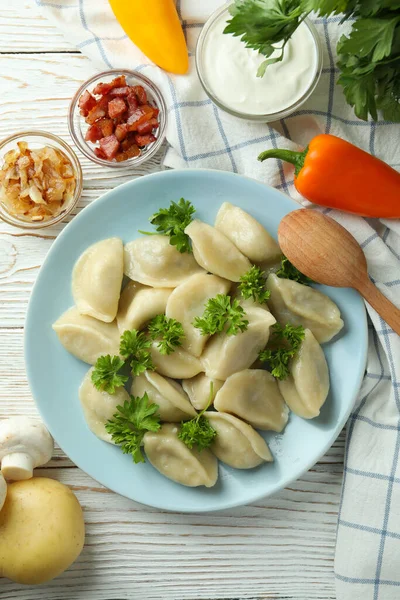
<box><xmin>108</xmin><ymin>0</ymin><xmax>189</xmax><ymax>75</ymax></box>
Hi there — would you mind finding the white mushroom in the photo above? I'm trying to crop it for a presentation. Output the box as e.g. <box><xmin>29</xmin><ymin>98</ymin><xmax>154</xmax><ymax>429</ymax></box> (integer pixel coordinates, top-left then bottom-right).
<box><xmin>0</xmin><ymin>417</ymin><xmax>54</xmax><ymax>481</ymax></box>
<box><xmin>0</xmin><ymin>471</ymin><xmax>7</xmax><ymax>511</ymax></box>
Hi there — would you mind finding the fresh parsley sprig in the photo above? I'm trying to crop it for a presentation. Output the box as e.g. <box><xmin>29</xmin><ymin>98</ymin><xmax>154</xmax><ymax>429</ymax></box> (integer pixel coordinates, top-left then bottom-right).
<box><xmin>239</xmin><ymin>265</ymin><xmax>271</xmax><ymax>304</ymax></box>
<box><xmin>178</xmin><ymin>383</ymin><xmax>217</xmax><ymax>452</ymax></box>
<box><xmin>148</xmin><ymin>315</ymin><xmax>185</xmax><ymax>355</ymax></box>
<box><xmin>105</xmin><ymin>393</ymin><xmax>161</xmax><ymax>463</ymax></box>
<box><xmin>90</xmin><ymin>355</ymin><xmax>128</xmax><ymax>394</ymax></box>
<box><xmin>224</xmin><ymin>0</ymin><xmax>400</xmax><ymax>121</ymax></box>
<box><xmin>259</xmin><ymin>323</ymin><xmax>305</xmax><ymax>380</ymax></box>
<box><xmin>224</xmin><ymin>0</ymin><xmax>304</xmax><ymax>77</ymax></box>
<box><xmin>139</xmin><ymin>198</ymin><xmax>195</xmax><ymax>253</ymax></box>
<box><xmin>193</xmin><ymin>294</ymin><xmax>249</xmax><ymax>336</ymax></box>
<box><xmin>276</xmin><ymin>255</ymin><xmax>314</xmax><ymax>286</ymax></box>
<box><xmin>120</xmin><ymin>329</ymin><xmax>155</xmax><ymax>376</ymax></box>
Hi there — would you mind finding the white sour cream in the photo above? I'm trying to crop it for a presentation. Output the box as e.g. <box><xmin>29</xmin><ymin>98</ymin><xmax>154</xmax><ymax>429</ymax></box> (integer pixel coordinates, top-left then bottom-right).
<box><xmin>200</xmin><ymin>11</ymin><xmax>319</xmax><ymax>116</ymax></box>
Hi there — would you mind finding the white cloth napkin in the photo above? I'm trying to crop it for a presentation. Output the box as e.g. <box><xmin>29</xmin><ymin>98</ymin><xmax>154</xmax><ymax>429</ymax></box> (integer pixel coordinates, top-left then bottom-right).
<box><xmin>36</xmin><ymin>1</ymin><xmax>400</xmax><ymax>597</ymax></box>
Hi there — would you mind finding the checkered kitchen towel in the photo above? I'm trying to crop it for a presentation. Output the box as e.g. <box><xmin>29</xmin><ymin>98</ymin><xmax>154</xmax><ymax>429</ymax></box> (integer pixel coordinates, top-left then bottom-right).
<box><xmin>37</xmin><ymin>0</ymin><xmax>400</xmax><ymax>597</ymax></box>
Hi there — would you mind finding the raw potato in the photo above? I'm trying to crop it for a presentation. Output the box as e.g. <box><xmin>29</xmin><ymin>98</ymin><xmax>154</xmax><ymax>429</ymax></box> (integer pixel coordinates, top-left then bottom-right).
<box><xmin>0</xmin><ymin>472</ymin><xmax>6</xmax><ymax>511</ymax></box>
<box><xmin>0</xmin><ymin>478</ymin><xmax>85</xmax><ymax>585</ymax></box>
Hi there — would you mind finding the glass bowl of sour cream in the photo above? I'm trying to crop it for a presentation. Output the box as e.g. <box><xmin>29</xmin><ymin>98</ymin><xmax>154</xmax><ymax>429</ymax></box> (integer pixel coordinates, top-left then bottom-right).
<box><xmin>196</xmin><ymin>5</ymin><xmax>322</xmax><ymax>121</ymax></box>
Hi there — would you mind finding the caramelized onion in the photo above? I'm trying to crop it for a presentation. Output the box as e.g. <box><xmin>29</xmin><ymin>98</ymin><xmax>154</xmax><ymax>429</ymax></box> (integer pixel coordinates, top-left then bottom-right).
<box><xmin>0</xmin><ymin>142</ymin><xmax>76</xmax><ymax>223</ymax></box>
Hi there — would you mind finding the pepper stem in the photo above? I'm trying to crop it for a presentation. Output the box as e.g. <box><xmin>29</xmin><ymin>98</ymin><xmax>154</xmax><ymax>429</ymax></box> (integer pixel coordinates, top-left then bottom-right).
<box><xmin>258</xmin><ymin>147</ymin><xmax>309</xmax><ymax>177</ymax></box>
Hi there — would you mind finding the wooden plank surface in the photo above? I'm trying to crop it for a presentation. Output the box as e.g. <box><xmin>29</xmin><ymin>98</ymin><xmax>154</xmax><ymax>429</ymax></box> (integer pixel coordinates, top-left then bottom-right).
<box><xmin>0</xmin><ymin>2</ymin><xmax>339</xmax><ymax>598</ymax></box>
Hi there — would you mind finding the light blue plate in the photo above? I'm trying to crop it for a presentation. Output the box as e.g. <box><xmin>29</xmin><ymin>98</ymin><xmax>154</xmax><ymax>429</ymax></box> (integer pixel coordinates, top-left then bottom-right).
<box><xmin>25</xmin><ymin>169</ymin><xmax>367</xmax><ymax>512</ymax></box>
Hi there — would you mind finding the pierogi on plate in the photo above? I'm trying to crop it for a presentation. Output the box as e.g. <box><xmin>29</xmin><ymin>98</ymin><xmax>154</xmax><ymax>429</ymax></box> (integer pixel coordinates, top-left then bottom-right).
<box><xmin>52</xmin><ymin>200</ymin><xmax>344</xmax><ymax>489</ymax></box>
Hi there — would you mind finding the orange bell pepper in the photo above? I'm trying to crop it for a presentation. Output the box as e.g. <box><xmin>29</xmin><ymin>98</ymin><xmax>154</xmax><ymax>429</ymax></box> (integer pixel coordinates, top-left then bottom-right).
<box><xmin>108</xmin><ymin>0</ymin><xmax>188</xmax><ymax>75</ymax></box>
<box><xmin>258</xmin><ymin>134</ymin><xmax>400</xmax><ymax>218</ymax></box>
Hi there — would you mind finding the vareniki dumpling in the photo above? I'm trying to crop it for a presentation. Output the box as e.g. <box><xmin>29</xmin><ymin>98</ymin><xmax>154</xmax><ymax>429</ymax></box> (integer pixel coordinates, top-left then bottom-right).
<box><xmin>117</xmin><ymin>281</ymin><xmax>173</xmax><ymax>334</ymax></box>
<box><xmin>165</xmin><ymin>273</ymin><xmax>231</xmax><ymax>357</ymax></box>
<box><xmin>278</xmin><ymin>329</ymin><xmax>329</xmax><ymax>419</ymax></box>
<box><xmin>52</xmin><ymin>307</ymin><xmax>120</xmax><ymax>364</ymax></box>
<box><xmin>124</xmin><ymin>235</ymin><xmax>204</xmax><ymax>288</ymax></box>
<box><xmin>185</xmin><ymin>220</ymin><xmax>251</xmax><ymax>282</ymax></box>
<box><xmin>72</xmin><ymin>237</ymin><xmax>124</xmax><ymax>323</ymax></box>
<box><xmin>151</xmin><ymin>342</ymin><xmax>203</xmax><ymax>379</ymax></box>
<box><xmin>215</xmin><ymin>202</ymin><xmax>281</xmax><ymax>264</ymax></box>
<box><xmin>214</xmin><ymin>369</ymin><xmax>289</xmax><ymax>432</ymax></box>
<box><xmin>131</xmin><ymin>371</ymin><xmax>196</xmax><ymax>422</ymax></box>
<box><xmin>201</xmin><ymin>307</ymin><xmax>276</xmax><ymax>380</ymax></box>
<box><xmin>205</xmin><ymin>412</ymin><xmax>273</xmax><ymax>469</ymax></box>
<box><xmin>267</xmin><ymin>274</ymin><xmax>344</xmax><ymax>343</ymax></box>
<box><xmin>79</xmin><ymin>367</ymin><xmax>129</xmax><ymax>443</ymax></box>
<box><xmin>144</xmin><ymin>423</ymin><xmax>218</xmax><ymax>487</ymax></box>
<box><xmin>182</xmin><ymin>374</ymin><xmax>224</xmax><ymax>411</ymax></box>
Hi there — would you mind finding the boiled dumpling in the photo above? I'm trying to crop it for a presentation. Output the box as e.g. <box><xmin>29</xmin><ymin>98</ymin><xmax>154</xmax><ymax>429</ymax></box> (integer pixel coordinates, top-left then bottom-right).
<box><xmin>131</xmin><ymin>371</ymin><xmax>196</xmax><ymax>422</ymax></box>
<box><xmin>52</xmin><ymin>307</ymin><xmax>120</xmax><ymax>364</ymax></box>
<box><xmin>278</xmin><ymin>329</ymin><xmax>329</xmax><ymax>419</ymax></box>
<box><xmin>267</xmin><ymin>274</ymin><xmax>344</xmax><ymax>343</ymax></box>
<box><xmin>117</xmin><ymin>281</ymin><xmax>172</xmax><ymax>334</ymax></box>
<box><xmin>201</xmin><ymin>307</ymin><xmax>276</xmax><ymax>380</ymax></box>
<box><xmin>144</xmin><ymin>423</ymin><xmax>218</xmax><ymax>487</ymax></box>
<box><xmin>182</xmin><ymin>374</ymin><xmax>224</xmax><ymax>411</ymax></box>
<box><xmin>214</xmin><ymin>369</ymin><xmax>289</xmax><ymax>431</ymax></box>
<box><xmin>79</xmin><ymin>367</ymin><xmax>129</xmax><ymax>443</ymax></box>
<box><xmin>72</xmin><ymin>238</ymin><xmax>124</xmax><ymax>323</ymax></box>
<box><xmin>151</xmin><ymin>342</ymin><xmax>203</xmax><ymax>379</ymax></box>
<box><xmin>124</xmin><ymin>235</ymin><xmax>204</xmax><ymax>288</ymax></box>
<box><xmin>185</xmin><ymin>220</ymin><xmax>251</xmax><ymax>282</ymax></box>
<box><xmin>215</xmin><ymin>202</ymin><xmax>281</xmax><ymax>264</ymax></box>
<box><xmin>165</xmin><ymin>273</ymin><xmax>231</xmax><ymax>357</ymax></box>
<box><xmin>204</xmin><ymin>412</ymin><xmax>273</xmax><ymax>468</ymax></box>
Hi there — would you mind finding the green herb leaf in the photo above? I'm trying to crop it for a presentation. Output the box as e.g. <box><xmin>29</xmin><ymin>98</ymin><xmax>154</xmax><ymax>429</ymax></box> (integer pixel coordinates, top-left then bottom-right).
<box><xmin>178</xmin><ymin>383</ymin><xmax>217</xmax><ymax>451</ymax></box>
<box><xmin>276</xmin><ymin>255</ymin><xmax>314</xmax><ymax>285</ymax></box>
<box><xmin>120</xmin><ymin>329</ymin><xmax>154</xmax><ymax>376</ymax></box>
<box><xmin>239</xmin><ymin>265</ymin><xmax>271</xmax><ymax>304</ymax></box>
<box><xmin>193</xmin><ymin>294</ymin><xmax>249</xmax><ymax>336</ymax></box>
<box><xmin>91</xmin><ymin>355</ymin><xmax>128</xmax><ymax>394</ymax></box>
<box><xmin>300</xmin><ymin>0</ymin><xmax>349</xmax><ymax>16</ymax></box>
<box><xmin>259</xmin><ymin>323</ymin><xmax>305</xmax><ymax>380</ymax></box>
<box><xmin>105</xmin><ymin>393</ymin><xmax>161</xmax><ymax>463</ymax></box>
<box><xmin>140</xmin><ymin>198</ymin><xmax>195</xmax><ymax>253</ymax></box>
<box><xmin>272</xmin><ymin>323</ymin><xmax>306</xmax><ymax>352</ymax></box>
<box><xmin>338</xmin><ymin>17</ymin><xmax>399</xmax><ymax>63</ymax></box>
<box><xmin>224</xmin><ymin>0</ymin><xmax>303</xmax><ymax>67</ymax></box>
<box><xmin>148</xmin><ymin>314</ymin><xmax>185</xmax><ymax>355</ymax></box>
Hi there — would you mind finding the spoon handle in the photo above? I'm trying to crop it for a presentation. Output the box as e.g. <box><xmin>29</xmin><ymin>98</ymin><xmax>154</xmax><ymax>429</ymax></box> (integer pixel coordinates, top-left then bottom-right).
<box><xmin>356</xmin><ymin>278</ymin><xmax>400</xmax><ymax>335</ymax></box>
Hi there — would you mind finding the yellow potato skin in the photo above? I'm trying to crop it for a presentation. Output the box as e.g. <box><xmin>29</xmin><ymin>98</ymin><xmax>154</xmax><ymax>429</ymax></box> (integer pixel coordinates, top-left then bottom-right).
<box><xmin>0</xmin><ymin>477</ymin><xmax>85</xmax><ymax>584</ymax></box>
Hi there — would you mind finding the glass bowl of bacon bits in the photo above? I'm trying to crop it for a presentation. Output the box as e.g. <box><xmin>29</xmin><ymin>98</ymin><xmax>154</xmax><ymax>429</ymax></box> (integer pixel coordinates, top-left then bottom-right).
<box><xmin>69</xmin><ymin>70</ymin><xmax>167</xmax><ymax>167</ymax></box>
<box><xmin>0</xmin><ymin>131</ymin><xmax>82</xmax><ymax>229</ymax></box>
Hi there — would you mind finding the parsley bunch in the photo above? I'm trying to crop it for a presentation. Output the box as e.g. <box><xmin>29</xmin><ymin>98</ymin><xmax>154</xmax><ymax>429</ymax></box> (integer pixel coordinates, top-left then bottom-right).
<box><xmin>259</xmin><ymin>323</ymin><xmax>305</xmax><ymax>380</ymax></box>
<box><xmin>239</xmin><ymin>265</ymin><xmax>270</xmax><ymax>304</ymax></box>
<box><xmin>148</xmin><ymin>315</ymin><xmax>185</xmax><ymax>355</ymax></box>
<box><xmin>105</xmin><ymin>393</ymin><xmax>161</xmax><ymax>463</ymax></box>
<box><xmin>276</xmin><ymin>255</ymin><xmax>314</xmax><ymax>286</ymax></box>
<box><xmin>91</xmin><ymin>356</ymin><xmax>128</xmax><ymax>394</ymax></box>
<box><xmin>193</xmin><ymin>294</ymin><xmax>249</xmax><ymax>336</ymax></box>
<box><xmin>140</xmin><ymin>198</ymin><xmax>195</xmax><ymax>253</ymax></box>
<box><xmin>120</xmin><ymin>329</ymin><xmax>154</xmax><ymax>376</ymax></box>
<box><xmin>91</xmin><ymin>317</ymin><xmax>186</xmax><ymax>393</ymax></box>
<box><xmin>224</xmin><ymin>0</ymin><xmax>400</xmax><ymax>121</ymax></box>
<box><xmin>178</xmin><ymin>383</ymin><xmax>217</xmax><ymax>452</ymax></box>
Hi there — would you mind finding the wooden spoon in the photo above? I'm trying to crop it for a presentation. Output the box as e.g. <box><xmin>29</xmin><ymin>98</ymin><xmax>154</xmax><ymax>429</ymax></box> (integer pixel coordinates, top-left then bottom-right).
<box><xmin>278</xmin><ymin>209</ymin><xmax>400</xmax><ymax>335</ymax></box>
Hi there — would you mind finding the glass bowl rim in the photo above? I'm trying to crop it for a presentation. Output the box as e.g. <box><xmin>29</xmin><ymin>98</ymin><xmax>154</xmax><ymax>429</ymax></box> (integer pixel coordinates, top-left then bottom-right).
<box><xmin>68</xmin><ymin>68</ymin><xmax>167</xmax><ymax>169</ymax></box>
<box><xmin>195</xmin><ymin>5</ymin><xmax>323</xmax><ymax>122</ymax></box>
<box><xmin>0</xmin><ymin>129</ymin><xmax>83</xmax><ymax>230</ymax></box>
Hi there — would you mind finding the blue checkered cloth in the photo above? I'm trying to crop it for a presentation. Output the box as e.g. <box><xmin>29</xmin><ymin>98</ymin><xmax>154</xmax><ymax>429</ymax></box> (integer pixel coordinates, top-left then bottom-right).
<box><xmin>37</xmin><ymin>1</ymin><xmax>400</xmax><ymax>597</ymax></box>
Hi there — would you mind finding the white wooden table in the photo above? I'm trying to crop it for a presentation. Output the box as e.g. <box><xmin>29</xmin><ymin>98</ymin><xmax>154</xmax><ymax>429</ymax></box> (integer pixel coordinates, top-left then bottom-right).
<box><xmin>0</xmin><ymin>3</ymin><xmax>341</xmax><ymax>598</ymax></box>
